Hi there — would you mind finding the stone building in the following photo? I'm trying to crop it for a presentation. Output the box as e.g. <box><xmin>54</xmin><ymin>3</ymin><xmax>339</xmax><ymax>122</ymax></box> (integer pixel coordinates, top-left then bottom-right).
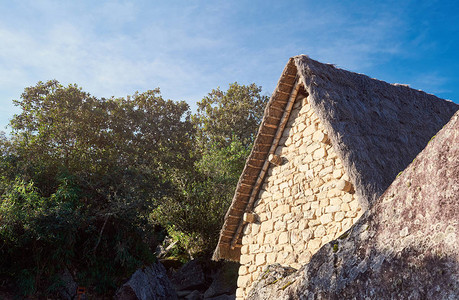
<box><xmin>212</xmin><ymin>55</ymin><xmax>458</xmax><ymax>299</ymax></box>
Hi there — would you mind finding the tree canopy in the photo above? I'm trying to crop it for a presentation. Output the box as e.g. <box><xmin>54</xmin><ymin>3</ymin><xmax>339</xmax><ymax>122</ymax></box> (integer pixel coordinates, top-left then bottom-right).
<box><xmin>0</xmin><ymin>80</ymin><xmax>268</xmax><ymax>297</ymax></box>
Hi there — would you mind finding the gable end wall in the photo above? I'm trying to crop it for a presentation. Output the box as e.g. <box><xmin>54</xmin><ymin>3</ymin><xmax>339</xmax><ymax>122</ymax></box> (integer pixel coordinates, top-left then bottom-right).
<box><xmin>235</xmin><ymin>93</ymin><xmax>363</xmax><ymax>299</ymax></box>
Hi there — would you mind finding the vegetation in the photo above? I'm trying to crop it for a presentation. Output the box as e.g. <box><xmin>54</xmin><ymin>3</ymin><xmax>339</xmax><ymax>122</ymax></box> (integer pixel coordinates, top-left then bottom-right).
<box><xmin>0</xmin><ymin>80</ymin><xmax>268</xmax><ymax>296</ymax></box>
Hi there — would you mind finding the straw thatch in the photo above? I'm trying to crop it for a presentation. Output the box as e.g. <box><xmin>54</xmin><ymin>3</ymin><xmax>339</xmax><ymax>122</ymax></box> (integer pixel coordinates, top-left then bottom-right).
<box><xmin>213</xmin><ymin>55</ymin><xmax>458</xmax><ymax>261</ymax></box>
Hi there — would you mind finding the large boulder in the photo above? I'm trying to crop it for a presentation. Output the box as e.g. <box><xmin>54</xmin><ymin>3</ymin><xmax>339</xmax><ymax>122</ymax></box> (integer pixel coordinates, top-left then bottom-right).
<box><xmin>171</xmin><ymin>259</ymin><xmax>207</xmax><ymax>291</ymax></box>
<box><xmin>248</xmin><ymin>111</ymin><xmax>459</xmax><ymax>299</ymax></box>
<box><xmin>203</xmin><ymin>261</ymin><xmax>238</xmax><ymax>298</ymax></box>
<box><xmin>115</xmin><ymin>262</ymin><xmax>177</xmax><ymax>300</ymax></box>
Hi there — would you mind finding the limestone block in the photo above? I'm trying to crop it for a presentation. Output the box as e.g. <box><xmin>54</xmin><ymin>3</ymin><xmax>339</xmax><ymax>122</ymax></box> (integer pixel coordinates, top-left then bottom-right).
<box><xmin>299</xmin><ymin>218</ymin><xmax>309</xmax><ymax>230</ymax></box>
<box><xmin>239</xmin><ymin>266</ymin><xmax>249</xmax><ymax>276</ymax></box>
<box><xmin>345</xmin><ymin>211</ymin><xmax>357</xmax><ymax>218</ymax></box>
<box><xmin>349</xmin><ymin>199</ymin><xmax>360</xmax><ymax>211</ymax></box>
<box><xmin>310</xmin><ymin>200</ymin><xmax>320</xmax><ymax>209</ymax></box>
<box><xmin>313</xmin><ymin>164</ymin><xmax>324</xmax><ymax>175</ymax></box>
<box><xmin>257</xmin><ymin>232</ymin><xmax>265</xmax><ymax>245</ymax></box>
<box><xmin>264</xmin><ymin>232</ymin><xmax>276</xmax><ymax>244</ymax></box>
<box><xmin>264</xmin><ymin>244</ymin><xmax>274</xmax><ymax>253</ymax></box>
<box><xmin>342</xmin><ymin>218</ymin><xmax>353</xmax><ymax>230</ymax></box>
<box><xmin>266</xmin><ymin>252</ymin><xmax>277</xmax><ymax>264</ymax></box>
<box><xmin>279</xmin><ymin>181</ymin><xmax>289</xmax><ymax>190</ymax></box>
<box><xmin>278</xmin><ymin>232</ymin><xmax>290</xmax><ymax>245</ymax></box>
<box><xmin>304</xmin><ymin>124</ymin><xmax>316</xmax><ymax>136</ymax></box>
<box><xmin>273</xmin><ymin>177</ymin><xmax>283</xmax><ymax>186</ymax></box>
<box><xmin>303</xmin><ymin>154</ymin><xmax>314</xmax><ymax>163</ymax></box>
<box><xmin>306</xmin><ymin>143</ymin><xmax>319</xmax><ymax>154</ymax></box>
<box><xmin>320</xmin><ymin>213</ymin><xmax>333</xmax><ymax>224</ymax></box>
<box><xmin>291</xmin><ymin>205</ymin><xmax>302</xmax><ymax>213</ymax></box>
<box><xmin>255</xmin><ymin>253</ymin><xmax>266</xmax><ymax>266</ymax></box>
<box><xmin>236</xmin><ymin>288</ymin><xmax>244</xmax><ymax>298</ymax></box>
<box><xmin>268</xmin><ymin>201</ymin><xmax>278</xmax><ymax>212</ymax></box>
<box><xmin>319</xmin><ymin>198</ymin><xmax>329</xmax><ymax>206</ymax></box>
<box><xmin>330</xmin><ymin>197</ymin><xmax>342</xmax><ymax>206</ymax></box>
<box><xmin>259</xmin><ymin>213</ymin><xmax>268</xmax><ymax>222</ymax></box>
<box><xmin>315</xmin><ymin>207</ymin><xmax>322</xmax><ymax>217</ymax></box>
<box><xmin>285</xmin><ymin>137</ymin><xmax>292</xmax><ymax>147</ymax></box>
<box><xmin>291</xmin><ymin>230</ymin><xmax>301</xmax><ymax>244</ymax></box>
<box><xmin>327</xmin><ymin>188</ymin><xmax>341</xmax><ymax>198</ymax></box>
<box><xmin>251</xmin><ymin>224</ymin><xmax>260</xmax><ymax>235</ymax></box>
<box><xmin>335</xmin><ymin>157</ymin><xmax>343</xmax><ymax>166</ymax></box>
<box><xmin>283</xmin><ymin>212</ymin><xmax>294</xmax><ymax>221</ymax></box>
<box><xmin>308</xmin><ymin>239</ymin><xmax>322</xmax><ymax>251</ymax></box>
<box><xmin>333</xmin><ymin>169</ymin><xmax>343</xmax><ymax>179</ymax></box>
<box><xmin>319</xmin><ymin>165</ymin><xmax>333</xmax><ymax>177</ymax></box>
<box><xmin>313</xmin><ymin>147</ymin><xmax>327</xmax><ymax>160</ymax></box>
<box><xmin>249</xmin><ymin>244</ymin><xmax>260</xmax><ymax>253</ymax></box>
<box><xmin>243</xmin><ymin>212</ymin><xmax>257</xmax><ymax>224</ymax></box>
<box><xmin>326</xmin><ymin>205</ymin><xmax>341</xmax><ymax>213</ymax></box>
<box><xmin>342</xmin><ymin>193</ymin><xmax>353</xmax><ymax>203</ymax></box>
<box><xmin>335</xmin><ymin>179</ymin><xmax>353</xmax><ymax>192</ymax></box>
<box><xmin>322</xmin><ymin>235</ymin><xmax>332</xmax><ymax>244</ymax></box>
<box><xmin>302</xmin><ymin>103</ymin><xmax>311</xmax><ymax>112</ymax></box>
<box><xmin>283</xmin><ymin>189</ymin><xmax>291</xmax><ymax>198</ymax></box>
<box><xmin>309</xmin><ymin>219</ymin><xmax>321</xmax><ymax>227</ymax></box>
<box><xmin>279</xmin><ymin>251</ymin><xmax>289</xmax><ymax>260</ymax></box>
<box><xmin>298</xmin><ymin>122</ymin><xmax>307</xmax><ymax>132</ymax></box>
<box><xmin>302</xmin><ymin>229</ymin><xmax>313</xmax><ymax>241</ymax></box>
<box><xmin>293</xmin><ymin>133</ymin><xmax>302</xmax><ymax>143</ymax></box>
<box><xmin>274</xmin><ymin>220</ymin><xmax>287</xmax><ymax>231</ymax></box>
<box><xmin>240</xmin><ymin>254</ymin><xmax>253</xmax><ymax>265</ymax></box>
<box><xmin>304</xmin><ymin>209</ymin><xmax>316</xmax><ymax>220</ymax></box>
<box><xmin>237</xmin><ymin>274</ymin><xmax>253</xmax><ymax>288</ymax></box>
<box><xmin>302</xmin><ymin>202</ymin><xmax>311</xmax><ymax>211</ymax></box>
<box><xmin>272</xmin><ymin>191</ymin><xmax>283</xmax><ymax>201</ymax></box>
<box><xmin>310</xmin><ymin>177</ymin><xmax>325</xmax><ymax>189</ymax></box>
<box><xmin>298</xmin><ymin>251</ymin><xmax>312</xmax><ymax>263</ymax></box>
<box><xmin>314</xmin><ymin>225</ymin><xmax>326</xmax><ymax>238</ymax></box>
<box><xmin>340</xmin><ymin>203</ymin><xmax>351</xmax><ymax>213</ymax></box>
<box><xmin>241</xmin><ymin>245</ymin><xmax>249</xmax><ymax>255</ymax></box>
<box><xmin>273</xmin><ymin>205</ymin><xmax>290</xmax><ymax>218</ymax></box>
<box><xmin>312</xmin><ymin>131</ymin><xmax>328</xmax><ymax>143</ymax></box>
<box><xmin>334</xmin><ymin>211</ymin><xmax>345</xmax><ymax>222</ymax></box>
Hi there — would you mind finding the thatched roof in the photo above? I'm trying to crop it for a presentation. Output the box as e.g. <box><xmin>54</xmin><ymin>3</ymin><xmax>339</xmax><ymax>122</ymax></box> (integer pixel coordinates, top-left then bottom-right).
<box><xmin>213</xmin><ymin>55</ymin><xmax>458</xmax><ymax>261</ymax></box>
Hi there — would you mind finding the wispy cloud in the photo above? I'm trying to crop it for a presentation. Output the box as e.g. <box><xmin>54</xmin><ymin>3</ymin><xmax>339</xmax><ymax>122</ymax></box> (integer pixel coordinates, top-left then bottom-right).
<box><xmin>0</xmin><ymin>0</ymin><xmax>457</xmax><ymax>131</ymax></box>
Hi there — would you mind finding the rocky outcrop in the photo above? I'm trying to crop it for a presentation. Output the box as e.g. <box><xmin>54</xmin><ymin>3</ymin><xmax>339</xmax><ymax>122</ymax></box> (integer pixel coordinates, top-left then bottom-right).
<box><xmin>172</xmin><ymin>259</ymin><xmax>238</xmax><ymax>299</ymax></box>
<box><xmin>115</xmin><ymin>262</ymin><xmax>177</xmax><ymax>300</ymax></box>
<box><xmin>247</xmin><ymin>111</ymin><xmax>459</xmax><ymax>299</ymax></box>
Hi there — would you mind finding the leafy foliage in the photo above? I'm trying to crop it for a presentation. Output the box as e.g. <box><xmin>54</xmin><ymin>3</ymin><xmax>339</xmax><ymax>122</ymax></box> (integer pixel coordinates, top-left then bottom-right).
<box><xmin>193</xmin><ymin>82</ymin><xmax>268</xmax><ymax>149</ymax></box>
<box><xmin>155</xmin><ymin>83</ymin><xmax>268</xmax><ymax>257</ymax></box>
<box><xmin>0</xmin><ymin>80</ymin><xmax>268</xmax><ymax>296</ymax></box>
<box><xmin>0</xmin><ymin>80</ymin><xmax>193</xmax><ymax>296</ymax></box>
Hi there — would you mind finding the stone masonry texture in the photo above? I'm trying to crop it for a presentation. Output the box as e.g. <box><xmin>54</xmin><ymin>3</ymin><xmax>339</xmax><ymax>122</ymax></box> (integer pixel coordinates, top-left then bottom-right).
<box><xmin>236</xmin><ymin>95</ymin><xmax>362</xmax><ymax>299</ymax></box>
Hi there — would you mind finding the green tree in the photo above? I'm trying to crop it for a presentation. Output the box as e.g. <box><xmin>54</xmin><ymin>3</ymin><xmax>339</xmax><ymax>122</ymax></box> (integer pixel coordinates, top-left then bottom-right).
<box><xmin>155</xmin><ymin>83</ymin><xmax>268</xmax><ymax>257</ymax></box>
<box><xmin>0</xmin><ymin>80</ymin><xmax>194</xmax><ymax>296</ymax></box>
<box><xmin>193</xmin><ymin>82</ymin><xmax>268</xmax><ymax>149</ymax></box>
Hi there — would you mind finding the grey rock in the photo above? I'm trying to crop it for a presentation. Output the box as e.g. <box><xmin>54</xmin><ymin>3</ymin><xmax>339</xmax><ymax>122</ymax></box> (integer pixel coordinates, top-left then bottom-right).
<box><xmin>203</xmin><ymin>262</ymin><xmax>238</xmax><ymax>298</ymax></box>
<box><xmin>205</xmin><ymin>294</ymin><xmax>235</xmax><ymax>300</ymax></box>
<box><xmin>172</xmin><ymin>260</ymin><xmax>206</xmax><ymax>291</ymax></box>
<box><xmin>184</xmin><ymin>290</ymin><xmax>202</xmax><ymax>300</ymax></box>
<box><xmin>115</xmin><ymin>261</ymin><xmax>177</xmax><ymax>300</ymax></box>
<box><xmin>58</xmin><ymin>268</ymin><xmax>77</xmax><ymax>300</ymax></box>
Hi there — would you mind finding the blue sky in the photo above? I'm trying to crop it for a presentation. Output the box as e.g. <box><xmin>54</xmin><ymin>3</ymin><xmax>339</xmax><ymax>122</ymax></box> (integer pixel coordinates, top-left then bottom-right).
<box><xmin>1</xmin><ymin>0</ymin><xmax>458</xmax><ymax>131</ymax></box>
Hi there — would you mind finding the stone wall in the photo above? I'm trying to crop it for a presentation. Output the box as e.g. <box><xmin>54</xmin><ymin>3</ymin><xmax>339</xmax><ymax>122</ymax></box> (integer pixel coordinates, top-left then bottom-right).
<box><xmin>236</xmin><ymin>95</ymin><xmax>363</xmax><ymax>299</ymax></box>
